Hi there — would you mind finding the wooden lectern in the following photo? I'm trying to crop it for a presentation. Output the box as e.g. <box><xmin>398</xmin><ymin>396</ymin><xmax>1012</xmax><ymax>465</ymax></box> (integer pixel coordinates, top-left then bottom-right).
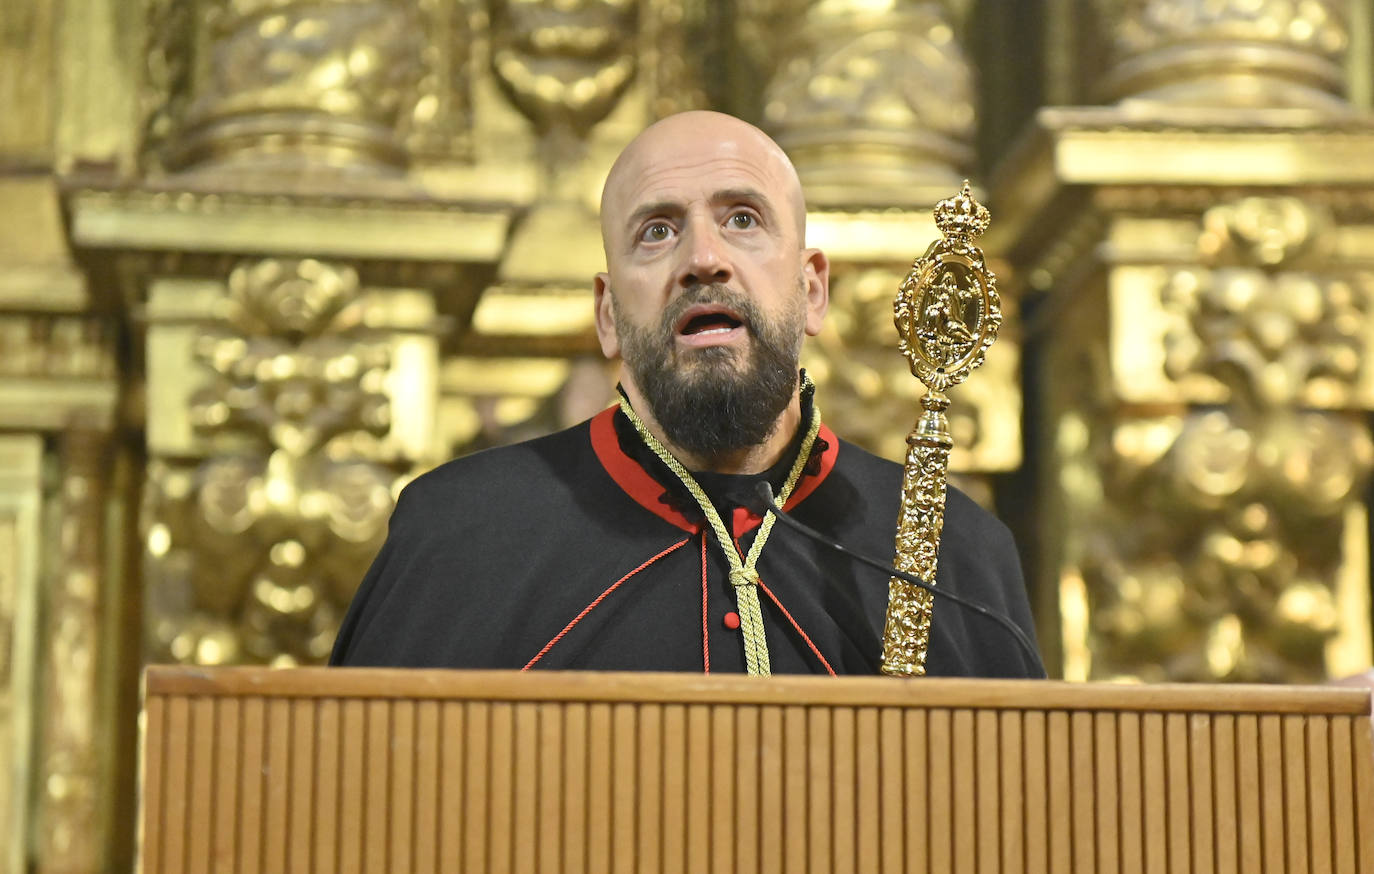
<box><xmin>140</xmin><ymin>667</ymin><xmax>1374</xmax><ymax>873</ymax></box>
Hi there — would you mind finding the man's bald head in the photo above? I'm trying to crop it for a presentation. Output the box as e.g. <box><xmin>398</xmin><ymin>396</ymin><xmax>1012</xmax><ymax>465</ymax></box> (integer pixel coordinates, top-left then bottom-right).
<box><xmin>599</xmin><ymin>110</ymin><xmax>808</xmax><ymax>250</ymax></box>
<box><xmin>590</xmin><ymin>110</ymin><xmax>830</xmax><ymax>473</ymax></box>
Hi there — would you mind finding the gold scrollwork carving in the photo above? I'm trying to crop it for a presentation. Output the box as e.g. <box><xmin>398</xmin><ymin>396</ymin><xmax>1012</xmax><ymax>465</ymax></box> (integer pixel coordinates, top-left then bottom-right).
<box><xmin>1073</xmin><ymin>195</ymin><xmax>1374</xmax><ymax>681</ymax></box>
<box><xmin>405</xmin><ymin>0</ymin><xmax>474</xmax><ymax>162</ymax></box>
<box><xmin>145</xmin><ymin>257</ymin><xmax>403</xmax><ymax>666</ymax></box>
<box><xmin>191</xmin><ymin>259</ymin><xmax>390</xmax><ymax>454</ymax></box>
<box><xmin>1162</xmin><ymin>197</ymin><xmax>1369</xmax><ymax>408</ymax></box>
<box><xmin>0</xmin><ymin>316</ymin><xmax>117</xmax><ymax>379</ymax></box>
<box><xmin>145</xmin><ymin>452</ymin><xmax>395</xmax><ymax>664</ymax></box>
<box><xmin>1081</xmin><ymin>407</ymin><xmax>1371</xmax><ymax>682</ymax></box>
<box><xmin>489</xmin><ymin>0</ymin><xmax>638</xmax><ymax>138</ymax></box>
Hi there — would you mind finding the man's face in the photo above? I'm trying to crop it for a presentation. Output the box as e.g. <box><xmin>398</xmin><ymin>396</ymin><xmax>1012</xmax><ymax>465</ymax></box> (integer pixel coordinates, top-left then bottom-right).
<box><xmin>594</xmin><ymin>113</ymin><xmax>829</xmax><ymax>458</ymax></box>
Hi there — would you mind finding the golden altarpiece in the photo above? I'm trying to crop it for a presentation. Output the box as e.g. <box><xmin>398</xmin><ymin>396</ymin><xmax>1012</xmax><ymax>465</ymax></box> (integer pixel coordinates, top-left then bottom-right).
<box><xmin>2</xmin><ymin>0</ymin><xmax>1373</xmax><ymax>869</ymax></box>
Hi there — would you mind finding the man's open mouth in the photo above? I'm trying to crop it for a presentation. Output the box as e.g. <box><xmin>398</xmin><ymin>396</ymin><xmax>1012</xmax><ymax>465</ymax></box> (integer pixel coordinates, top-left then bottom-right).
<box><xmin>676</xmin><ymin>305</ymin><xmax>745</xmax><ymax>337</ymax></box>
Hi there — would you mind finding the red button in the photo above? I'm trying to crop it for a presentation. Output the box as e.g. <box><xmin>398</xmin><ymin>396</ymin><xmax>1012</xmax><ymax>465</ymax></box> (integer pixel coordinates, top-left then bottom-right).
<box><xmin>723</xmin><ymin>612</ymin><xmax>741</xmax><ymax>630</ymax></box>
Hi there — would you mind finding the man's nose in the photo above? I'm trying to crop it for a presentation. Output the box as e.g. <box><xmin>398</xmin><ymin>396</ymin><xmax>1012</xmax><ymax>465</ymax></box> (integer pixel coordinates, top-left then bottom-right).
<box><xmin>679</xmin><ymin>225</ymin><xmax>731</xmax><ymax>287</ymax></box>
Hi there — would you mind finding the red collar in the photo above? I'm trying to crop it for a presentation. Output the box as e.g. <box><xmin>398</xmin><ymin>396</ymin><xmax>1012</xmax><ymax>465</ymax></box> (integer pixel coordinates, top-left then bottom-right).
<box><xmin>588</xmin><ymin>406</ymin><xmax>840</xmax><ymax>538</ymax></box>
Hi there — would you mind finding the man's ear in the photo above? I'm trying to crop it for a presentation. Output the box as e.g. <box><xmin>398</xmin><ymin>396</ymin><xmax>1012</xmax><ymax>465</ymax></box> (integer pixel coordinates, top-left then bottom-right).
<box><xmin>801</xmin><ymin>249</ymin><xmax>830</xmax><ymax>337</ymax></box>
<box><xmin>593</xmin><ymin>272</ymin><xmax>621</xmax><ymax>358</ymax></box>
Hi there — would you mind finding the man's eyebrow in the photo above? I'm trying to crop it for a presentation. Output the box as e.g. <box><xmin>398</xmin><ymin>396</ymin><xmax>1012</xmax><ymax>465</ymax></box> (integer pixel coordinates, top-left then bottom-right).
<box><xmin>711</xmin><ymin>187</ymin><xmax>774</xmax><ymax>215</ymax></box>
<box><xmin>624</xmin><ymin>200</ymin><xmax>682</xmax><ymax>234</ymax></box>
<box><xmin>623</xmin><ymin>188</ymin><xmax>777</xmax><ymax>234</ymax></box>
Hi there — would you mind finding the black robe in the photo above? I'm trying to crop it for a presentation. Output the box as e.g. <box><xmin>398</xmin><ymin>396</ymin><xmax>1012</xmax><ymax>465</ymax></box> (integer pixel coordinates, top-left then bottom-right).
<box><xmin>331</xmin><ymin>404</ymin><xmax>1042</xmax><ymax>677</ymax></box>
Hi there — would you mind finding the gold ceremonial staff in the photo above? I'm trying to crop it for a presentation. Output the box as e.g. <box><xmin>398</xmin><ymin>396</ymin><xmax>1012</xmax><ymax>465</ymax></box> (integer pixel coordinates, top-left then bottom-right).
<box><xmin>882</xmin><ymin>183</ymin><xmax>1001</xmax><ymax>677</ymax></box>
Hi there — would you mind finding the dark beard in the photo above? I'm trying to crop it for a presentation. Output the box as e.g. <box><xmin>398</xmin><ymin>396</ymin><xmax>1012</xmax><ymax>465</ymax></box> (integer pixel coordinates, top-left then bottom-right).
<box><xmin>615</xmin><ymin>284</ymin><xmax>804</xmax><ymax>462</ymax></box>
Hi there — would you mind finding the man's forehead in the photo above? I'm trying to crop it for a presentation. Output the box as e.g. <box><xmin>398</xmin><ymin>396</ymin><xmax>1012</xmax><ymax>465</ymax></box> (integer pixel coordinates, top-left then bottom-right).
<box><xmin>614</xmin><ymin>137</ymin><xmax>790</xmax><ymax>207</ymax></box>
<box><xmin>601</xmin><ymin>111</ymin><xmax>806</xmax><ymax>235</ymax></box>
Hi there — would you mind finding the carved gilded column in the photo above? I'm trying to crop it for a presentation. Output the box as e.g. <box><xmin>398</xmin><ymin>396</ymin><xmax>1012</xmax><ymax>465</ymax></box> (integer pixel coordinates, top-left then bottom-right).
<box><xmin>0</xmin><ymin>313</ymin><xmax>124</xmax><ymax>872</ymax></box>
<box><xmin>991</xmin><ymin>0</ymin><xmax>1374</xmax><ymax>680</ymax></box>
<box><xmin>2</xmin><ymin>0</ymin><xmax>128</xmax><ymax>853</ymax></box>
<box><xmin>67</xmin><ymin>0</ymin><xmax>706</xmax><ymax>675</ymax></box>
<box><xmin>70</xmin><ymin>0</ymin><xmax>511</xmax><ymax>659</ymax></box>
<box><xmin>0</xmin><ymin>438</ymin><xmax>42</xmax><ymax>874</ymax></box>
<box><xmin>35</xmin><ymin>431</ymin><xmax>111</xmax><ymax>873</ymax></box>
<box><xmin>762</xmin><ymin>1</ymin><xmax>1019</xmax><ymax>496</ymax></box>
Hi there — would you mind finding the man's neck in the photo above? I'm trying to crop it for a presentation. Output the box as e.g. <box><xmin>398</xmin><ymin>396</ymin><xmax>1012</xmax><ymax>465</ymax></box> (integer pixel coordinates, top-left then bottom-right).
<box><xmin>620</xmin><ymin>382</ymin><xmax>803</xmax><ymax>475</ymax></box>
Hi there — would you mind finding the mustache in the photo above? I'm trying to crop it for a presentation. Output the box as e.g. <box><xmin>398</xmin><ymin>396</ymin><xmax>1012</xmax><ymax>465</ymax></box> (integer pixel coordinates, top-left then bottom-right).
<box><xmin>658</xmin><ymin>285</ymin><xmax>759</xmax><ymax>335</ymax></box>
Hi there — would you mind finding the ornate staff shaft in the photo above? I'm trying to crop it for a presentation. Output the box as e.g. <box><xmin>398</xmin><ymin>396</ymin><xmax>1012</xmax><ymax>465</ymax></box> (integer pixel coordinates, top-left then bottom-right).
<box><xmin>882</xmin><ymin>392</ymin><xmax>952</xmax><ymax>675</ymax></box>
<box><xmin>882</xmin><ymin>183</ymin><xmax>1001</xmax><ymax>677</ymax></box>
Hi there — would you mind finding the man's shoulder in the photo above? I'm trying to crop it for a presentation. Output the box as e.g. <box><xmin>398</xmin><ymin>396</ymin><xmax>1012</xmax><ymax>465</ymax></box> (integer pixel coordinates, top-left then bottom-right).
<box><xmin>831</xmin><ymin>435</ymin><xmax>900</xmax><ymax>482</ymax></box>
<box><xmin>397</xmin><ymin>417</ymin><xmax>598</xmax><ymax>508</ymax></box>
<box><xmin>829</xmin><ymin>434</ymin><xmax>1006</xmax><ymax>535</ymax></box>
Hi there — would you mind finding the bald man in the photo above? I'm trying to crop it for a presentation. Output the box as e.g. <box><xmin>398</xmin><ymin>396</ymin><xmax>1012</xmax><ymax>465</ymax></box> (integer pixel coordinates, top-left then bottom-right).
<box><xmin>331</xmin><ymin>112</ymin><xmax>1041</xmax><ymax>677</ymax></box>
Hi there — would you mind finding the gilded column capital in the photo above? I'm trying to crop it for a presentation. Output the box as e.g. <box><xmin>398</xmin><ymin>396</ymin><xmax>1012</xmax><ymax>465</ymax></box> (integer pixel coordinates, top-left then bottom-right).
<box><xmin>762</xmin><ymin>0</ymin><xmax>975</xmax><ymax>207</ymax></box>
<box><xmin>142</xmin><ymin>0</ymin><xmax>462</xmax><ymax>173</ymax></box>
<box><xmin>1099</xmin><ymin>0</ymin><xmax>1349</xmax><ymax>109</ymax></box>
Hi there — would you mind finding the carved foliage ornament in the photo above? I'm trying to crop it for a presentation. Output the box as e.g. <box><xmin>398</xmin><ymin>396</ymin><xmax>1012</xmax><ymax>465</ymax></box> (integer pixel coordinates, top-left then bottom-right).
<box><xmin>147</xmin><ymin>258</ymin><xmax>400</xmax><ymax>666</ymax></box>
<box><xmin>1080</xmin><ymin>196</ymin><xmax>1371</xmax><ymax>681</ymax></box>
<box><xmin>1163</xmin><ymin>197</ymin><xmax>1368</xmax><ymax>408</ymax></box>
<box><xmin>145</xmin><ymin>453</ymin><xmax>394</xmax><ymax>665</ymax></box>
<box><xmin>1082</xmin><ymin>408</ymin><xmax>1370</xmax><ymax>682</ymax></box>
<box><xmin>489</xmin><ymin>0</ymin><xmax>638</xmax><ymax>137</ymax></box>
<box><xmin>191</xmin><ymin>259</ymin><xmax>390</xmax><ymax>455</ymax></box>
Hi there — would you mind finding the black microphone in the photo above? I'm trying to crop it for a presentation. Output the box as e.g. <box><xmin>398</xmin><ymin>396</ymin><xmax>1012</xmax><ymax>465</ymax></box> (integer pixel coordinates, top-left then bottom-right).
<box><xmin>754</xmin><ymin>482</ymin><xmax>1045</xmax><ymax>677</ymax></box>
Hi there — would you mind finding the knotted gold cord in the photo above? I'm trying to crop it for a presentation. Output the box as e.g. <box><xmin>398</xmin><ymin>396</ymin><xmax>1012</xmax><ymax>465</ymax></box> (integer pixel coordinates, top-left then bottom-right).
<box><xmin>618</xmin><ymin>378</ymin><xmax>821</xmax><ymax>677</ymax></box>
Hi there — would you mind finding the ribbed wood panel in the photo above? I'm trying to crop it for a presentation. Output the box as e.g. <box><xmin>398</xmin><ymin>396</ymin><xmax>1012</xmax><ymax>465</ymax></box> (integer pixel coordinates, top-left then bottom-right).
<box><xmin>140</xmin><ymin>669</ymin><xmax>1374</xmax><ymax>874</ymax></box>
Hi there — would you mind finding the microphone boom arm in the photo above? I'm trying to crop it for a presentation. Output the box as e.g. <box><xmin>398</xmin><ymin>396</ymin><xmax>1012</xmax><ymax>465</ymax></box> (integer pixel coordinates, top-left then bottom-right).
<box><xmin>755</xmin><ymin>484</ymin><xmax>1043</xmax><ymax>676</ymax></box>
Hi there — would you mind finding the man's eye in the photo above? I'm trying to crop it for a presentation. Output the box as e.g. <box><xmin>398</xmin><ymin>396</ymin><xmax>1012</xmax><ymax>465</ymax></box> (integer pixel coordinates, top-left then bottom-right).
<box><xmin>641</xmin><ymin>223</ymin><xmax>673</xmax><ymax>242</ymax></box>
<box><xmin>729</xmin><ymin>213</ymin><xmax>757</xmax><ymax>229</ymax></box>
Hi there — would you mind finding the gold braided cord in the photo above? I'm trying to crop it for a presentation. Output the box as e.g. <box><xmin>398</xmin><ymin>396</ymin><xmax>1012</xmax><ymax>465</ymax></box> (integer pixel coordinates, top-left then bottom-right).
<box><xmin>618</xmin><ymin>377</ymin><xmax>822</xmax><ymax>677</ymax></box>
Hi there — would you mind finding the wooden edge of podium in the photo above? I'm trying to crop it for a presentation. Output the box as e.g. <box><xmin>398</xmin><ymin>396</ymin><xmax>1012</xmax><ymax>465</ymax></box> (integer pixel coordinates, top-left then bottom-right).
<box><xmin>142</xmin><ymin>665</ymin><xmax>1374</xmax><ymax>715</ymax></box>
